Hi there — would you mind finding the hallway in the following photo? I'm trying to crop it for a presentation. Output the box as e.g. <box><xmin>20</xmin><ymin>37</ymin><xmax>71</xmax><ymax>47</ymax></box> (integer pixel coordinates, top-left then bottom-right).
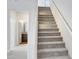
<box><xmin>7</xmin><ymin>44</ymin><xmax>27</xmax><ymax>59</ymax></box>
<box><xmin>7</xmin><ymin>0</ymin><xmax>72</xmax><ymax>59</ymax></box>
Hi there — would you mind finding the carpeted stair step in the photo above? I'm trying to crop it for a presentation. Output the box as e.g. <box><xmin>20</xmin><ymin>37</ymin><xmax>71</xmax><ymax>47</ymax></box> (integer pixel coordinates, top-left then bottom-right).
<box><xmin>38</xmin><ymin>48</ymin><xmax>68</xmax><ymax>58</ymax></box>
<box><xmin>38</xmin><ymin>41</ymin><xmax>65</xmax><ymax>49</ymax></box>
<box><xmin>38</xmin><ymin>31</ymin><xmax>60</xmax><ymax>36</ymax></box>
<box><xmin>38</xmin><ymin>28</ymin><xmax>59</xmax><ymax>31</ymax></box>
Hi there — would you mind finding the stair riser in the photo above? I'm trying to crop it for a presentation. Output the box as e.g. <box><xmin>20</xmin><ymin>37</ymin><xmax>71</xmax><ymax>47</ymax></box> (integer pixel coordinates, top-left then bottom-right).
<box><xmin>38</xmin><ymin>43</ymin><xmax>65</xmax><ymax>49</ymax></box>
<box><xmin>38</xmin><ymin>7</ymin><xmax>50</xmax><ymax>10</ymax></box>
<box><xmin>38</xmin><ymin>22</ymin><xmax>56</xmax><ymax>24</ymax></box>
<box><xmin>38</xmin><ymin>18</ymin><xmax>54</xmax><ymax>21</ymax></box>
<box><xmin>38</xmin><ymin>20</ymin><xmax>54</xmax><ymax>21</ymax></box>
<box><xmin>38</xmin><ymin>26</ymin><xmax>58</xmax><ymax>29</ymax></box>
<box><xmin>38</xmin><ymin>24</ymin><xmax>57</xmax><ymax>27</ymax></box>
<box><xmin>38</xmin><ymin>38</ymin><xmax>62</xmax><ymax>42</ymax></box>
<box><xmin>39</xmin><ymin>31</ymin><xmax>59</xmax><ymax>33</ymax></box>
<box><xmin>38</xmin><ymin>51</ymin><xmax>68</xmax><ymax>58</ymax></box>
<box><xmin>39</xmin><ymin>23</ymin><xmax>56</xmax><ymax>25</ymax></box>
<box><xmin>38</xmin><ymin>29</ymin><xmax>59</xmax><ymax>31</ymax></box>
<box><xmin>38</xmin><ymin>33</ymin><xmax>60</xmax><ymax>36</ymax></box>
<box><xmin>38</xmin><ymin>10</ymin><xmax>52</xmax><ymax>15</ymax></box>
<box><xmin>38</xmin><ymin>27</ymin><xmax>57</xmax><ymax>29</ymax></box>
<box><xmin>38</xmin><ymin>16</ymin><xmax>54</xmax><ymax>20</ymax></box>
<box><xmin>38</xmin><ymin>14</ymin><xmax>54</xmax><ymax>19</ymax></box>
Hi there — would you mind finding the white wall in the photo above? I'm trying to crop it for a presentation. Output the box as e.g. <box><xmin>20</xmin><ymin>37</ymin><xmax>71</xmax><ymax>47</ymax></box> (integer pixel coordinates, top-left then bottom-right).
<box><xmin>7</xmin><ymin>9</ymin><xmax>10</xmax><ymax>52</ymax></box>
<box><xmin>16</xmin><ymin>12</ymin><xmax>28</xmax><ymax>32</ymax></box>
<box><xmin>51</xmin><ymin>0</ymin><xmax>72</xmax><ymax>30</ymax></box>
<box><xmin>7</xmin><ymin>0</ymin><xmax>38</xmax><ymax>59</ymax></box>
<box><xmin>38</xmin><ymin>0</ymin><xmax>50</xmax><ymax>7</ymax></box>
<box><xmin>50</xmin><ymin>0</ymin><xmax>72</xmax><ymax>57</ymax></box>
<box><xmin>9</xmin><ymin>11</ymin><xmax>17</xmax><ymax>50</ymax></box>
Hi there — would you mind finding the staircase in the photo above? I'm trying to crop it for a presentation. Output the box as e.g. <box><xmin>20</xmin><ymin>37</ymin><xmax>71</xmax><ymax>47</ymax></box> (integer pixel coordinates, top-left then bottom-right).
<box><xmin>38</xmin><ymin>7</ymin><xmax>71</xmax><ymax>59</ymax></box>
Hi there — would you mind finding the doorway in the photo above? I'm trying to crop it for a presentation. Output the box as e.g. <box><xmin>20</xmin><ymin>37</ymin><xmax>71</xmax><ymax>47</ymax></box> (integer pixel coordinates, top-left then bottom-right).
<box><xmin>10</xmin><ymin>11</ymin><xmax>29</xmax><ymax>49</ymax></box>
<box><xmin>16</xmin><ymin>12</ymin><xmax>29</xmax><ymax>44</ymax></box>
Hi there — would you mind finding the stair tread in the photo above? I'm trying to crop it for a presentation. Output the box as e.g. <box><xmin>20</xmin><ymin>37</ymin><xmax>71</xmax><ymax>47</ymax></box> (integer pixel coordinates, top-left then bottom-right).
<box><xmin>39</xmin><ymin>24</ymin><xmax>57</xmax><ymax>26</ymax></box>
<box><xmin>38</xmin><ymin>48</ymin><xmax>67</xmax><ymax>52</ymax></box>
<box><xmin>38</xmin><ymin>19</ymin><xmax>55</xmax><ymax>22</ymax></box>
<box><xmin>38</xmin><ymin>41</ymin><xmax>64</xmax><ymax>45</ymax></box>
<box><xmin>39</xmin><ymin>28</ymin><xmax>58</xmax><ymax>29</ymax></box>
<box><xmin>38</xmin><ymin>15</ymin><xmax>54</xmax><ymax>18</ymax></box>
<box><xmin>38</xmin><ymin>18</ymin><xmax>54</xmax><ymax>20</ymax></box>
<box><xmin>39</xmin><ymin>31</ymin><xmax>59</xmax><ymax>32</ymax></box>
<box><xmin>38</xmin><ymin>37</ymin><xmax>62</xmax><ymax>42</ymax></box>
<box><xmin>38</xmin><ymin>21</ymin><xmax>55</xmax><ymax>22</ymax></box>
<box><xmin>38</xmin><ymin>31</ymin><xmax>60</xmax><ymax>33</ymax></box>
<box><xmin>39</xmin><ymin>27</ymin><xmax>57</xmax><ymax>29</ymax></box>
<box><xmin>38</xmin><ymin>36</ymin><xmax>62</xmax><ymax>38</ymax></box>
<box><xmin>38</xmin><ymin>15</ymin><xmax>53</xmax><ymax>17</ymax></box>
<box><xmin>39</xmin><ymin>23</ymin><xmax>56</xmax><ymax>24</ymax></box>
